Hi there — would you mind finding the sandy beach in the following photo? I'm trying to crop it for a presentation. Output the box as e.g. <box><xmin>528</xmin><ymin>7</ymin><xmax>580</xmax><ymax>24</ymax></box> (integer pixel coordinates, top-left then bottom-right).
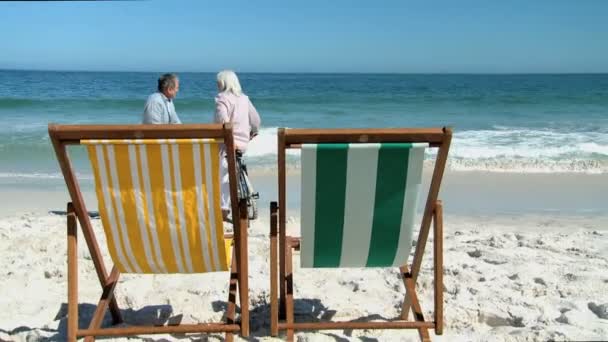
<box><xmin>1</xmin><ymin>2</ymin><xmax>608</xmax><ymax>339</ymax></box>
<box><xmin>1</xmin><ymin>170</ymin><xmax>607</xmax><ymax>341</ymax></box>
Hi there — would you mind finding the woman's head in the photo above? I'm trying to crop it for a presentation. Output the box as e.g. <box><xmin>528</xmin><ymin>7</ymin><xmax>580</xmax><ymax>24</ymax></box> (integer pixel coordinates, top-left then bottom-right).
<box><xmin>216</xmin><ymin>70</ymin><xmax>243</xmax><ymax>96</ymax></box>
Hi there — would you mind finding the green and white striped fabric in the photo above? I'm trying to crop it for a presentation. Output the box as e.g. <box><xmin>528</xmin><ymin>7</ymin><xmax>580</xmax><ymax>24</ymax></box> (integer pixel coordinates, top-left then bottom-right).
<box><xmin>300</xmin><ymin>143</ymin><xmax>427</xmax><ymax>268</ymax></box>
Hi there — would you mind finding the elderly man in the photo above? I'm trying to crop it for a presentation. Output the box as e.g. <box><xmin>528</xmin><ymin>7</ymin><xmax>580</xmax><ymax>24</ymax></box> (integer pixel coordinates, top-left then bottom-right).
<box><xmin>142</xmin><ymin>73</ymin><xmax>182</xmax><ymax>124</ymax></box>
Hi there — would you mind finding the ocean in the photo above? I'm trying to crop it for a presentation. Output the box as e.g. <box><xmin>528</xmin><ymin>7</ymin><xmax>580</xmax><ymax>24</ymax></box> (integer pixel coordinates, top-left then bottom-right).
<box><xmin>1</xmin><ymin>70</ymin><xmax>608</xmax><ymax>186</ymax></box>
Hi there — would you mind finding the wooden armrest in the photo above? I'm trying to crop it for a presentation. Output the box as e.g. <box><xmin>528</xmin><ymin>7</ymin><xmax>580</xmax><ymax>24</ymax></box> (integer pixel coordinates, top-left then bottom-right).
<box><xmin>287</xmin><ymin>237</ymin><xmax>301</xmax><ymax>251</ymax></box>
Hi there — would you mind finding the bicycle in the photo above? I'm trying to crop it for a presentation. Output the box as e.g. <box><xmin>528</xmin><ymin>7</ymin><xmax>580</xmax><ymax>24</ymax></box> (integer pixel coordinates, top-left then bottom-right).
<box><xmin>235</xmin><ymin>150</ymin><xmax>259</xmax><ymax>221</ymax></box>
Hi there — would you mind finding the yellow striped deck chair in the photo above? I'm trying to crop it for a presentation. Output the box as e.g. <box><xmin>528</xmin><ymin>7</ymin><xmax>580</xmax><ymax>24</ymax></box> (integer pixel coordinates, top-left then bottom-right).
<box><xmin>49</xmin><ymin>124</ymin><xmax>249</xmax><ymax>342</ymax></box>
<box><xmin>84</xmin><ymin>138</ymin><xmax>230</xmax><ymax>274</ymax></box>
<box><xmin>270</xmin><ymin>127</ymin><xmax>452</xmax><ymax>342</ymax></box>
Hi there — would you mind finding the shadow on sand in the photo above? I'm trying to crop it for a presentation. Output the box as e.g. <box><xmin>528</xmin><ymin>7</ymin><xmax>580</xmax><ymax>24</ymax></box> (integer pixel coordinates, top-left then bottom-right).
<box><xmin>3</xmin><ymin>298</ymin><xmax>394</xmax><ymax>341</ymax></box>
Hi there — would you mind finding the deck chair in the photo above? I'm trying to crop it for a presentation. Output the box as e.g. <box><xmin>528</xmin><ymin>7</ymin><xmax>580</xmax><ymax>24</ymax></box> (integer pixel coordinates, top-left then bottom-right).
<box><xmin>48</xmin><ymin>123</ymin><xmax>249</xmax><ymax>341</ymax></box>
<box><xmin>270</xmin><ymin>127</ymin><xmax>452</xmax><ymax>341</ymax></box>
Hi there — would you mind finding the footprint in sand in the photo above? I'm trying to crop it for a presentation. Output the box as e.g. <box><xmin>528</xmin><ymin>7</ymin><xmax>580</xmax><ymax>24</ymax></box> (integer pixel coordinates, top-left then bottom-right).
<box><xmin>588</xmin><ymin>302</ymin><xmax>608</xmax><ymax>319</ymax></box>
<box><xmin>467</xmin><ymin>249</ymin><xmax>482</xmax><ymax>258</ymax></box>
<box><xmin>556</xmin><ymin>313</ymin><xmax>569</xmax><ymax>324</ymax></box>
<box><xmin>338</xmin><ymin>280</ymin><xmax>361</xmax><ymax>293</ymax></box>
<box><xmin>480</xmin><ymin>311</ymin><xmax>525</xmax><ymax>328</ymax></box>
<box><xmin>482</xmin><ymin>256</ymin><xmax>508</xmax><ymax>265</ymax></box>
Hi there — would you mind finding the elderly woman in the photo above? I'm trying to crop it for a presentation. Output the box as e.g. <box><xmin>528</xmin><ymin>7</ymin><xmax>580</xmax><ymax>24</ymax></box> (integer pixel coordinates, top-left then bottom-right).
<box><xmin>214</xmin><ymin>70</ymin><xmax>261</xmax><ymax>221</ymax></box>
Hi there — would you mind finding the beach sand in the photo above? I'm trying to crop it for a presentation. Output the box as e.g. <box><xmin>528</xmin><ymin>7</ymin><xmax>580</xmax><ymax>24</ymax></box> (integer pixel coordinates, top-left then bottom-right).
<box><xmin>1</xmin><ymin>171</ymin><xmax>607</xmax><ymax>341</ymax></box>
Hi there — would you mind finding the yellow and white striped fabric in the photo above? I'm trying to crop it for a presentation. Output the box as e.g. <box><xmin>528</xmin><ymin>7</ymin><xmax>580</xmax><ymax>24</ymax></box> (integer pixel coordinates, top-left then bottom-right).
<box><xmin>82</xmin><ymin>138</ymin><xmax>231</xmax><ymax>274</ymax></box>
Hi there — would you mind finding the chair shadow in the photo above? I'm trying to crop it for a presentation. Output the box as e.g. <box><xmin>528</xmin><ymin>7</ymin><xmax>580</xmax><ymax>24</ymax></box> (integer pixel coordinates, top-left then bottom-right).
<box><xmin>211</xmin><ymin>298</ymin><xmax>336</xmax><ymax>341</ymax></box>
<box><xmin>209</xmin><ymin>298</ymin><xmax>328</xmax><ymax>341</ymax></box>
<box><xmin>49</xmin><ymin>210</ymin><xmax>100</xmax><ymax>218</ymax></box>
<box><xmin>234</xmin><ymin>297</ymin><xmax>386</xmax><ymax>342</ymax></box>
<box><xmin>8</xmin><ymin>299</ymin><xmax>393</xmax><ymax>341</ymax></box>
<box><xmin>36</xmin><ymin>302</ymin><xmax>215</xmax><ymax>341</ymax></box>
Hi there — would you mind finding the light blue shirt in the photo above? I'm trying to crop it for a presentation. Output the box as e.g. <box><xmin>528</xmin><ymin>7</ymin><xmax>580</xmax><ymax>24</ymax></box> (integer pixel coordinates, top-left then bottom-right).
<box><xmin>142</xmin><ymin>92</ymin><xmax>181</xmax><ymax>124</ymax></box>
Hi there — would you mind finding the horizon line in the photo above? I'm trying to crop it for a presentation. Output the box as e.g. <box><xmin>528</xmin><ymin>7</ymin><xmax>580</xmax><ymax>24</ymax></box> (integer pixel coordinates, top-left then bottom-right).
<box><xmin>1</xmin><ymin>67</ymin><xmax>608</xmax><ymax>75</ymax></box>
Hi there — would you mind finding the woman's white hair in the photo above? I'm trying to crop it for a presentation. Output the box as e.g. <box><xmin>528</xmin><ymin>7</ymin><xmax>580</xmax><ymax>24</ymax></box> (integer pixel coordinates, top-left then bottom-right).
<box><xmin>216</xmin><ymin>70</ymin><xmax>243</xmax><ymax>96</ymax></box>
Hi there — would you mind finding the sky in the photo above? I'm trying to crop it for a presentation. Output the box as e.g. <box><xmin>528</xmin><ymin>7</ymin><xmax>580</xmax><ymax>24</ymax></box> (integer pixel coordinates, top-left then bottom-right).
<box><xmin>0</xmin><ymin>0</ymin><xmax>607</xmax><ymax>73</ymax></box>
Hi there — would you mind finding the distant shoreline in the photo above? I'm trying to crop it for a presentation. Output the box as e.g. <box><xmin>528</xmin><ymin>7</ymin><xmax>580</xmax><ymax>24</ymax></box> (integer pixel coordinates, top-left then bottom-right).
<box><xmin>2</xmin><ymin>68</ymin><xmax>608</xmax><ymax>75</ymax></box>
<box><xmin>1</xmin><ymin>170</ymin><xmax>607</xmax><ymax>217</ymax></box>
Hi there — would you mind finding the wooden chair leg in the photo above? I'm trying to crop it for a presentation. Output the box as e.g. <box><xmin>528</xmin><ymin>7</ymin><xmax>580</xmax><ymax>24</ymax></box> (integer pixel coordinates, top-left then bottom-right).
<box><xmin>402</xmin><ymin>199</ymin><xmax>445</xmax><ymax>339</ymax></box>
<box><xmin>68</xmin><ymin>202</ymin><xmax>123</xmax><ymax>342</ymax></box>
<box><xmin>285</xmin><ymin>239</ymin><xmax>295</xmax><ymax>342</ymax></box>
<box><xmin>402</xmin><ymin>266</ymin><xmax>431</xmax><ymax>342</ymax></box>
<box><xmin>67</xmin><ymin>204</ymin><xmax>78</xmax><ymax>342</ymax></box>
<box><xmin>83</xmin><ymin>267</ymin><xmax>120</xmax><ymax>342</ymax></box>
<box><xmin>65</xmin><ymin>199</ymin><xmax>123</xmax><ymax>326</ymax></box>
<box><xmin>279</xmin><ymin>242</ymin><xmax>286</xmax><ymax>320</ymax></box>
<box><xmin>108</xmin><ymin>298</ymin><xmax>122</xmax><ymax>325</ymax></box>
<box><xmin>237</xmin><ymin>199</ymin><xmax>250</xmax><ymax>337</ymax></box>
<box><xmin>270</xmin><ymin>202</ymin><xmax>279</xmax><ymax>336</ymax></box>
<box><xmin>400</xmin><ymin>264</ymin><xmax>410</xmax><ymax>321</ymax></box>
<box><xmin>225</xmin><ymin>248</ymin><xmax>238</xmax><ymax>342</ymax></box>
<box><xmin>434</xmin><ymin>201</ymin><xmax>444</xmax><ymax>335</ymax></box>
<box><xmin>278</xmin><ymin>129</ymin><xmax>287</xmax><ymax>321</ymax></box>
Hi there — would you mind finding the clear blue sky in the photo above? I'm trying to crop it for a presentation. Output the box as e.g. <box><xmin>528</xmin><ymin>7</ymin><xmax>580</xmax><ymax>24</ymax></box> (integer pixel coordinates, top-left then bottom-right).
<box><xmin>0</xmin><ymin>0</ymin><xmax>607</xmax><ymax>73</ymax></box>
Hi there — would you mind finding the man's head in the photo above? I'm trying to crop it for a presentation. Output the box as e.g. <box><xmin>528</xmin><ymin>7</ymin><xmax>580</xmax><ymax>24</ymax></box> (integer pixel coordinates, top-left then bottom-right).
<box><xmin>157</xmin><ymin>73</ymin><xmax>179</xmax><ymax>100</ymax></box>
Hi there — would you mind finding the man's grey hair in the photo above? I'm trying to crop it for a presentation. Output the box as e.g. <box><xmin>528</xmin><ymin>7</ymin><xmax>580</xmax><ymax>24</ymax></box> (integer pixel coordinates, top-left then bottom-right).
<box><xmin>157</xmin><ymin>73</ymin><xmax>178</xmax><ymax>93</ymax></box>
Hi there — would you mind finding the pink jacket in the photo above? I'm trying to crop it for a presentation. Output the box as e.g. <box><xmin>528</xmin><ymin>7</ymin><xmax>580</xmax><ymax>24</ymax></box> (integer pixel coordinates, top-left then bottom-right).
<box><xmin>214</xmin><ymin>92</ymin><xmax>261</xmax><ymax>152</ymax></box>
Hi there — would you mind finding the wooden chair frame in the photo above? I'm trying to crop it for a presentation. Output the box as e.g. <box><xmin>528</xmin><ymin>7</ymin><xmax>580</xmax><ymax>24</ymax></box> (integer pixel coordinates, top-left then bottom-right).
<box><xmin>269</xmin><ymin>127</ymin><xmax>452</xmax><ymax>341</ymax></box>
<box><xmin>49</xmin><ymin>123</ymin><xmax>250</xmax><ymax>341</ymax></box>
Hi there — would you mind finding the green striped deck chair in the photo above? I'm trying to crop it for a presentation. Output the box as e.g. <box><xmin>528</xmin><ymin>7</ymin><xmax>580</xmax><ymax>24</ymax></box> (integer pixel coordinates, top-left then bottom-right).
<box><xmin>49</xmin><ymin>123</ymin><xmax>250</xmax><ymax>342</ymax></box>
<box><xmin>300</xmin><ymin>142</ymin><xmax>426</xmax><ymax>268</ymax></box>
<box><xmin>270</xmin><ymin>127</ymin><xmax>452</xmax><ymax>342</ymax></box>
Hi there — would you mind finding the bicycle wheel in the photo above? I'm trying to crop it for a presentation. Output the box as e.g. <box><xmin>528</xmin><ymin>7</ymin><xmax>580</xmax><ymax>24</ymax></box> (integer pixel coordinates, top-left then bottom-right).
<box><xmin>236</xmin><ymin>154</ymin><xmax>258</xmax><ymax>221</ymax></box>
<box><xmin>248</xmin><ymin>196</ymin><xmax>258</xmax><ymax>221</ymax></box>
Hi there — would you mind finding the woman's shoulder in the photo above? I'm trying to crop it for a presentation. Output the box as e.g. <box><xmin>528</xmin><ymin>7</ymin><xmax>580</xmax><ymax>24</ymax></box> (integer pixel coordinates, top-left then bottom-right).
<box><xmin>214</xmin><ymin>92</ymin><xmax>230</xmax><ymax>105</ymax></box>
<box><xmin>216</xmin><ymin>91</ymin><xmax>246</xmax><ymax>100</ymax></box>
<box><xmin>216</xmin><ymin>92</ymin><xmax>249</xmax><ymax>103</ymax></box>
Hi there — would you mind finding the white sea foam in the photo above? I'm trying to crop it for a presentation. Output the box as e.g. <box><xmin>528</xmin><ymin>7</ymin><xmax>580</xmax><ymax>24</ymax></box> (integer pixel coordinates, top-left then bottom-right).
<box><xmin>447</xmin><ymin>129</ymin><xmax>608</xmax><ymax>159</ymax></box>
<box><xmin>2</xmin><ymin>128</ymin><xmax>607</xmax><ymax>178</ymax></box>
<box><xmin>244</xmin><ymin>127</ymin><xmax>608</xmax><ymax>173</ymax></box>
<box><xmin>0</xmin><ymin>172</ymin><xmax>93</xmax><ymax>180</ymax></box>
<box><xmin>246</xmin><ymin>127</ymin><xmax>301</xmax><ymax>157</ymax></box>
